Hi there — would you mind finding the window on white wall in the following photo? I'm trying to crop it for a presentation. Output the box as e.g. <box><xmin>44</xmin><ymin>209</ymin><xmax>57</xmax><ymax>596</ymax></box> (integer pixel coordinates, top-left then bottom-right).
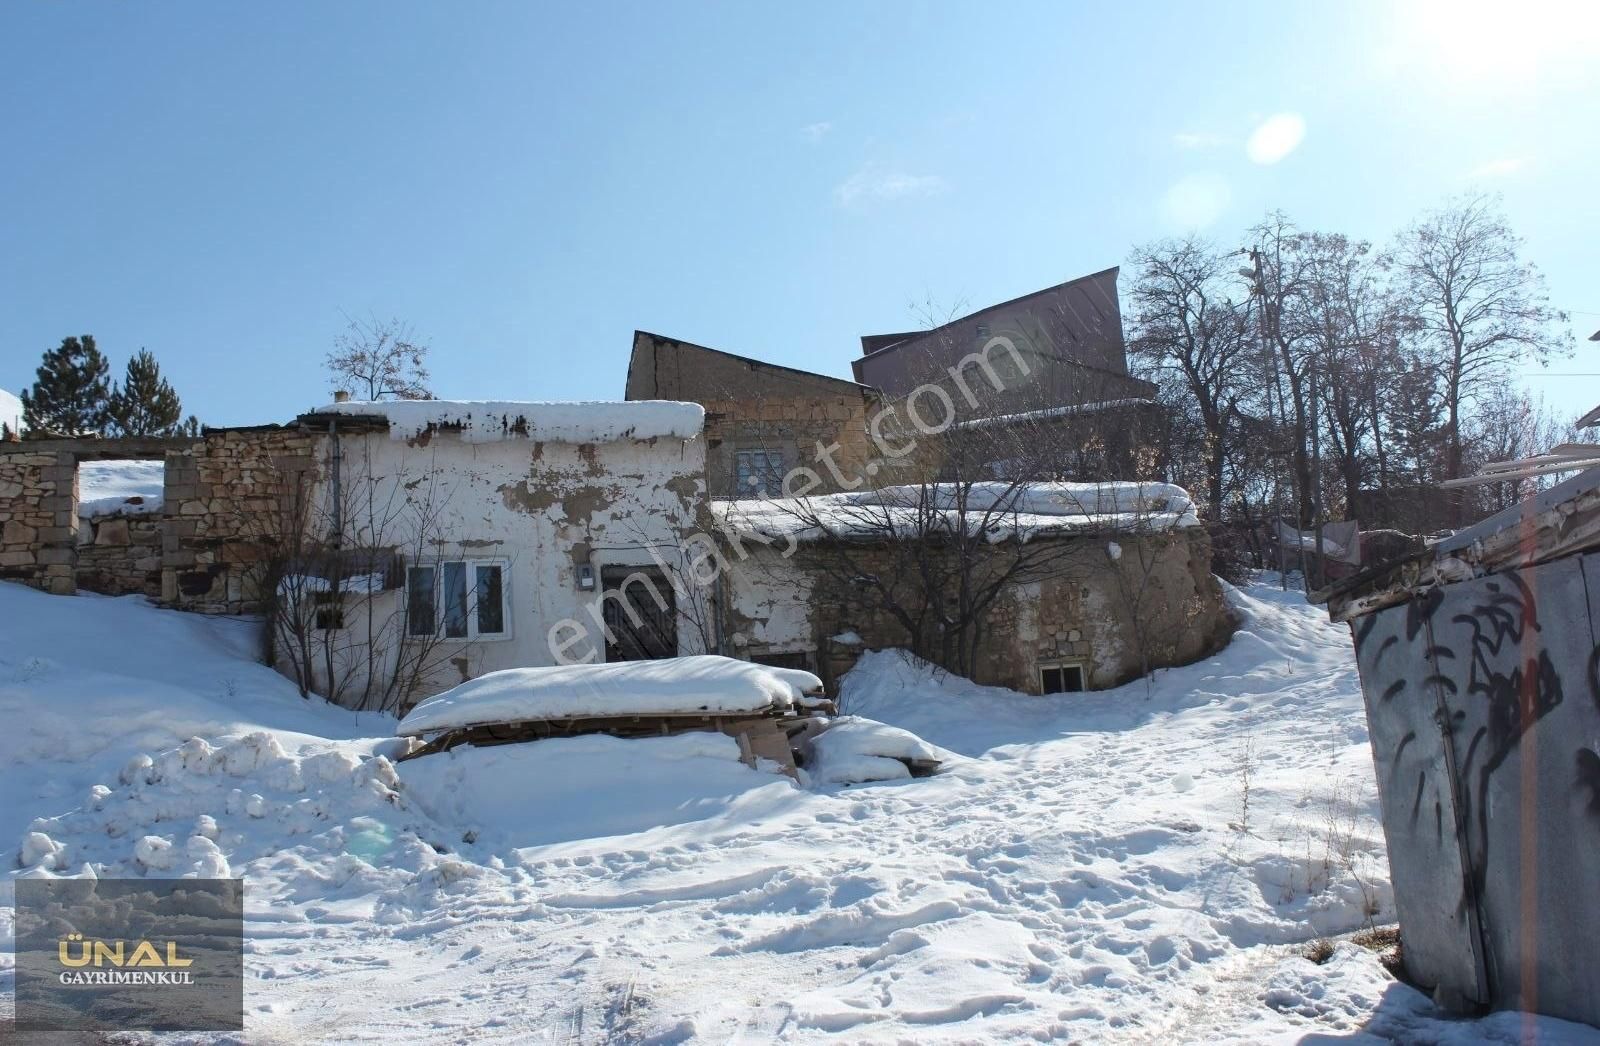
<box><xmin>407</xmin><ymin>561</ymin><xmax>509</xmax><ymax>640</ymax></box>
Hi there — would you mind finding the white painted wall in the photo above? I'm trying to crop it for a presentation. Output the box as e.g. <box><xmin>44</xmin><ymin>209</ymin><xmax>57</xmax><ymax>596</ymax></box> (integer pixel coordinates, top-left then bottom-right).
<box><xmin>290</xmin><ymin>425</ymin><xmax>707</xmax><ymax>706</ymax></box>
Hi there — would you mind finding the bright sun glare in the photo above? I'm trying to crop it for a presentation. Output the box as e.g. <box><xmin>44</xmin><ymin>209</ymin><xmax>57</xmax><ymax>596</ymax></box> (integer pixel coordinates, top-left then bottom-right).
<box><xmin>1395</xmin><ymin>0</ymin><xmax>1600</xmax><ymax>91</ymax></box>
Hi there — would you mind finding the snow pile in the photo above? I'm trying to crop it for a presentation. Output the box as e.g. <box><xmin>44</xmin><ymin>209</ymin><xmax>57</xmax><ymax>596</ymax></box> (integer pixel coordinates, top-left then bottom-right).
<box><xmin>396</xmin><ymin>655</ymin><xmax>824</xmax><ymax>736</ymax></box>
<box><xmin>77</xmin><ymin>458</ymin><xmax>165</xmax><ymax>518</ymax></box>
<box><xmin>314</xmin><ymin>399</ymin><xmax>705</xmax><ymax>444</ymax></box>
<box><xmin>0</xmin><ymin>582</ymin><xmax>380</xmax><ymax>850</ymax></box>
<box><xmin>804</xmin><ymin>716</ymin><xmax>945</xmax><ymax>785</ymax></box>
<box><xmin>15</xmin><ymin>730</ymin><xmax>410</xmax><ymax>882</ymax></box>
<box><xmin>715</xmin><ymin>480</ymin><xmax>1200</xmax><ymax>545</ymax></box>
<box><xmin>400</xmin><ymin>732</ymin><xmax>790</xmax><ymax>847</ymax></box>
<box><xmin>0</xmin><ymin>387</ymin><xmax>21</xmax><ymax>435</ymax></box>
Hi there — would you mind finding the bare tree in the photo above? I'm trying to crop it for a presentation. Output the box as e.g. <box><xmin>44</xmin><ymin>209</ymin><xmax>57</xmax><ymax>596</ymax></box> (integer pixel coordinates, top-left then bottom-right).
<box><xmin>251</xmin><ymin>436</ymin><xmax>483</xmax><ymax>712</ymax></box>
<box><xmin>1395</xmin><ymin>193</ymin><xmax>1570</xmax><ymax>488</ymax></box>
<box><xmin>325</xmin><ymin>315</ymin><xmax>433</xmax><ymax>401</ymax></box>
<box><xmin>1126</xmin><ymin>236</ymin><xmax>1254</xmax><ymax>520</ymax></box>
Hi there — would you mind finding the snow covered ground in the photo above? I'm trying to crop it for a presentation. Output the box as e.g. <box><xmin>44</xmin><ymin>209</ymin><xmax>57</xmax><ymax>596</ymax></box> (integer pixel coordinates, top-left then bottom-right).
<box><xmin>77</xmin><ymin>457</ymin><xmax>167</xmax><ymax>518</ymax></box>
<box><xmin>3</xmin><ymin>577</ymin><xmax>1597</xmax><ymax>1043</ymax></box>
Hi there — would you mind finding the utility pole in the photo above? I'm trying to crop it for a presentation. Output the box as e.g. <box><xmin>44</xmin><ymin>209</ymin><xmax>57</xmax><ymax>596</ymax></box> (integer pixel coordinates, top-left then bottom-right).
<box><xmin>1241</xmin><ymin>246</ymin><xmax>1291</xmax><ymax>590</ymax></box>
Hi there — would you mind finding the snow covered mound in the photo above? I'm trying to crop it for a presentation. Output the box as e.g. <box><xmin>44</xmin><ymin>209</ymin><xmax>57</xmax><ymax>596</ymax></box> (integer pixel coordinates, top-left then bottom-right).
<box><xmin>78</xmin><ymin>458</ymin><xmax>165</xmax><ymax>518</ymax></box>
<box><xmin>396</xmin><ymin>655</ymin><xmax>824</xmax><ymax>737</ymax></box>
<box><xmin>400</xmin><ymin>732</ymin><xmax>791</xmax><ymax>847</ymax></box>
<box><xmin>15</xmin><ymin>731</ymin><xmax>408</xmax><ymax>881</ymax></box>
<box><xmin>0</xmin><ymin>581</ymin><xmax>379</xmax><ymax>849</ymax></box>
<box><xmin>804</xmin><ymin>716</ymin><xmax>945</xmax><ymax>785</ymax></box>
<box><xmin>314</xmin><ymin>398</ymin><xmax>705</xmax><ymax>444</ymax></box>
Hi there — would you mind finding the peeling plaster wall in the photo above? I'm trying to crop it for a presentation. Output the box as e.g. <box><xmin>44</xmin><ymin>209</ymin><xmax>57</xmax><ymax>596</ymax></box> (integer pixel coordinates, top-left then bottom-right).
<box><xmin>300</xmin><ymin>428</ymin><xmax>707</xmax><ymax>703</ymax></box>
<box><xmin>722</xmin><ymin>549</ymin><xmax>815</xmax><ymax>655</ymax></box>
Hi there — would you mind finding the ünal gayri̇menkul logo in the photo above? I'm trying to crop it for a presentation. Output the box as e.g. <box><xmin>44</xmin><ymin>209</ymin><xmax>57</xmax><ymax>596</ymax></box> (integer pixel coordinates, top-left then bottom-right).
<box><xmin>55</xmin><ymin>930</ymin><xmax>197</xmax><ymax>985</ymax></box>
<box><xmin>13</xmin><ymin>878</ymin><xmax>243</xmax><ymax>1032</ymax></box>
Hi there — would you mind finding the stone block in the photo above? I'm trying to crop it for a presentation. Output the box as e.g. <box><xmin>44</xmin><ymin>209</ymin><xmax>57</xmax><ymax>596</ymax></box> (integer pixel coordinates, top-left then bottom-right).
<box><xmin>35</xmin><ymin>547</ymin><xmax>76</xmax><ymax>566</ymax></box>
<box><xmin>0</xmin><ymin>550</ymin><xmax>35</xmax><ymax>567</ymax></box>
<box><xmin>2</xmin><ymin>519</ymin><xmax>37</xmax><ymax>544</ymax></box>
<box><xmin>95</xmin><ymin>518</ymin><xmax>131</xmax><ymax>546</ymax></box>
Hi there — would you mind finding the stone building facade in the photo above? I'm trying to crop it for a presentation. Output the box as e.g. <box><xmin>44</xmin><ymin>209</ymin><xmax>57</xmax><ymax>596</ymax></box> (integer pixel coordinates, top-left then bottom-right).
<box><xmin>716</xmin><ymin>506</ymin><xmax>1233</xmax><ymax>694</ymax></box>
<box><xmin>626</xmin><ymin>331</ymin><xmax>883</xmax><ymax>497</ymax></box>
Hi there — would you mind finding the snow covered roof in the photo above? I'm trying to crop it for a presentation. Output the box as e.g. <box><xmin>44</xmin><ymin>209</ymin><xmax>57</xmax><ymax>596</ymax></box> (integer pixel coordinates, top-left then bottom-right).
<box><xmin>953</xmin><ymin>397</ymin><xmax>1157</xmax><ymax>432</ymax></box>
<box><xmin>310</xmin><ymin>399</ymin><xmax>704</xmax><ymax>444</ymax></box>
<box><xmin>712</xmin><ymin>481</ymin><xmax>1200</xmax><ymax>545</ymax></box>
<box><xmin>78</xmin><ymin>459</ymin><xmax>165</xmax><ymax>519</ymax></box>
<box><xmin>0</xmin><ymin>387</ymin><xmax>22</xmax><ymax>435</ymax></box>
<box><xmin>396</xmin><ymin>655</ymin><xmax>825</xmax><ymax>737</ymax></box>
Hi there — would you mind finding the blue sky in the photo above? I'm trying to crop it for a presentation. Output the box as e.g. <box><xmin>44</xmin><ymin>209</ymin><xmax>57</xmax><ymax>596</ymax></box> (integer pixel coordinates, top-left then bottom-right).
<box><xmin>3</xmin><ymin>1</ymin><xmax>1597</xmax><ymax>426</ymax></box>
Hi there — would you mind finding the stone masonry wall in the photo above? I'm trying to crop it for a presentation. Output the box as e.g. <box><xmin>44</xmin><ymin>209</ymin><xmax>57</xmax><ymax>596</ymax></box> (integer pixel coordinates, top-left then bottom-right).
<box><xmin>161</xmin><ymin>428</ymin><xmax>322</xmax><ymax>614</ymax></box>
<box><xmin>0</xmin><ymin>449</ymin><xmax>77</xmax><ymax>594</ymax></box>
<box><xmin>76</xmin><ymin>513</ymin><xmax>163</xmax><ymax>597</ymax></box>
<box><xmin>747</xmin><ymin>528</ymin><xmax>1233</xmax><ymax>694</ymax></box>
<box><xmin>628</xmin><ymin>332</ymin><xmax>883</xmax><ymax>497</ymax></box>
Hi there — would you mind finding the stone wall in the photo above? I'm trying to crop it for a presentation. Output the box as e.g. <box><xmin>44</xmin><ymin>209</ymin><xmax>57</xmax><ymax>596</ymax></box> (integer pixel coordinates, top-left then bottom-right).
<box><xmin>161</xmin><ymin>428</ymin><xmax>322</xmax><ymax>614</ymax></box>
<box><xmin>725</xmin><ymin>528</ymin><xmax>1234</xmax><ymax>694</ymax></box>
<box><xmin>0</xmin><ymin>449</ymin><xmax>77</xmax><ymax>594</ymax></box>
<box><xmin>76</xmin><ymin>513</ymin><xmax>163</xmax><ymax>597</ymax></box>
<box><xmin>627</xmin><ymin>331</ymin><xmax>883</xmax><ymax>496</ymax></box>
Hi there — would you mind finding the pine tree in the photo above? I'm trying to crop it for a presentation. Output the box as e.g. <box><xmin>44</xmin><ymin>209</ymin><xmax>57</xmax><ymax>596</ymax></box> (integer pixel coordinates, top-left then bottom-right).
<box><xmin>21</xmin><ymin>335</ymin><xmax>112</xmax><ymax>436</ymax></box>
<box><xmin>108</xmin><ymin>348</ymin><xmax>185</xmax><ymax>436</ymax></box>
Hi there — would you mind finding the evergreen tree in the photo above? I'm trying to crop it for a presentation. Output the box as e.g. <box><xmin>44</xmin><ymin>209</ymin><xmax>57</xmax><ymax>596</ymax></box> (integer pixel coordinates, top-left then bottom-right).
<box><xmin>21</xmin><ymin>335</ymin><xmax>112</xmax><ymax>436</ymax></box>
<box><xmin>108</xmin><ymin>348</ymin><xmax>185</xmax><ymax>436</ymax></box>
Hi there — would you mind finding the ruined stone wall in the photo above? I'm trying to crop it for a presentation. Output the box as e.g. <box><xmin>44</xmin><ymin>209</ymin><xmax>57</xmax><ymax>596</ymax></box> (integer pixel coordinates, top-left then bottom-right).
<box><xmin>160</xmin><ymin>428</ymin><xmax>321</xmax><ymax>614</ymax></box>
<box><xmin>76</xmin><ymin>513</ymin><xmax>163</xmax><ymax>597</ymax></box>
<box><xmin>0</xmin><ymin>449</ymin><xmax>77</xmax><ymax>594</ymax></box>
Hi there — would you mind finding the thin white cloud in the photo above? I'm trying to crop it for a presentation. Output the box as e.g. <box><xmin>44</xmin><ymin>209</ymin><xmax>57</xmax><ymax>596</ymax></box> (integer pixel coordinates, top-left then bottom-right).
<box><xmin>834</xmin><ymin>165</ymin><xmax>948</xmax><ymax>207</ymax></box>
<box><xmin>1162</xmin><ymin>173</ymin><xmax>1231</xmax><ymax>230</ymax></box>
<box><xmin>800</xmin><ymin>121</ymin><xmax>833</xmax><ymax>144</ymax></box>
<box><xmin>1468</xmin><ymin>156</ymin><xmax>1531</xmax><ymax>179</ymax></box>
<box><xmin>1173</xmin><ymin>131</ymin><xmax>1227</xmax><ymax>150</ymax></box>
<box><xmin>1245</xmin><ymin>113</ymin><xmax>1307</xmax><ymax>165</ymax></box>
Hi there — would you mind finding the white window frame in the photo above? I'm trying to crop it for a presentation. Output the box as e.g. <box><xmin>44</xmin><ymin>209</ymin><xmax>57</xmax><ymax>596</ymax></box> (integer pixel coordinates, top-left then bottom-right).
<box><xmin>406</xmin><ymin>559</ymin><xmax>513</xmax><ymax>642</ymax></box>
<box><xmin>1038</xmin><ymin>659</ymin><xmax>1087</xmax><ymax>695</ymax></box>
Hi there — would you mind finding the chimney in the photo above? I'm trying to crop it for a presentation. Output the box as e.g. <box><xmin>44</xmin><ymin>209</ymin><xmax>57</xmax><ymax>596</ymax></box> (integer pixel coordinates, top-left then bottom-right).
<box><xmin>333</xmin><ymin>390</ymin><xmax>351</xmax><ymax>403</ymax></box>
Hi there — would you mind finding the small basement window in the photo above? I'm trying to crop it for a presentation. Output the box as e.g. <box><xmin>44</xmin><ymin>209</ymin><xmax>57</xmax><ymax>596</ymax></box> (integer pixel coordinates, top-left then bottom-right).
<box><xmin>1039</xmin><ymin>662</ymin><xmax>1086</xmax><ymax>694</ymax></box>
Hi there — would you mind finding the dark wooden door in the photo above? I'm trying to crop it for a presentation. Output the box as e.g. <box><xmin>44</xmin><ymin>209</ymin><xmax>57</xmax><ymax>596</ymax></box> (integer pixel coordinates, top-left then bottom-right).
<box><xmin>601</xmin><ymin>568</ymin><xmax>677</xmax><ymax>661</ymax></box>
